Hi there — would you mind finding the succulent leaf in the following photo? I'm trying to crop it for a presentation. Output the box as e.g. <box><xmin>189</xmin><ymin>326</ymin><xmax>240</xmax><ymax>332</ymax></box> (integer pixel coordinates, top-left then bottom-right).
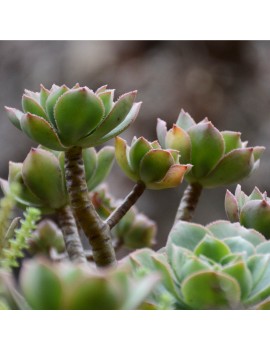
<box><xmin>87</xmin><ymin>146</ymin><xmax>115</xmax><ymax>191</ymax></box>
<box><xmin>139</xmin><ymin>150</ymin><xmax>174</xmax><ymax>183</ymax></box>
<box><xmin>45</xmin><ymin>85</ymin><xmax>69</xmax><ymax>128</ymax></box>
<box><xmin>115</xmin><ymin>137</ymin><xmax>137</xmax><ymax>181</ymax></box>
<box><xmin>54</xmin><ymin>88</ymin><xmax>105</xmax><ymax>145</ymax></box>
<box><xmin>182</xmin><ymin>271</ymin><xmax>241</xmax><ymax>309</ymax></box>
<box><xmin>22</xmin><ymin>148</ymin><xmax>67</xmax><ymax>209</ymax></box>
<box><xmin>221</xmin><ymin>131</ymin><xmax>242</xmax><ymax>153</ymax></box>
<box><xmin>129</xmin><ymin>137</ymin><xmax>152</xmax><ymax>174</ymax></box>
<box><xmin>22</xmin><ymin>95</ymin><xmax>47</xmax><ymax>120</ymax></box>
<box><xmin>187</xmin><ymin>122</ymin><xmax>225</xmax><ymax>179</ymax></box>
<box><xmin>164</xmin><ymin>124</ymin><xmax>191</xmax><ymax>164</ymax></box>
<box><xmin>176</xmin><ymin>109</ymin><xmax>196</xmax><ymax>130</ymax></box>
<box><xmin>200</xmin><ymin>148</ymin><xmax>254</xmax><ymax>188</ymax></box>
<box><xmin>20</xmin><ymin>260</ymin><xmax>62</xmax><ymax>310</ymax></box>
<box><xmin>5</xmin><ymin>107</ymin><xmax>23</xmax><ymax>130</ymax></box>
<box><xmin>225</xmin><ymin>190</ymin><xmax>239</xmax><ymax>222</ymax></box>
<box><xmin>21</xmin><ymin>113</ymin><xmax>66</xmax><ymax>151</ymax></box>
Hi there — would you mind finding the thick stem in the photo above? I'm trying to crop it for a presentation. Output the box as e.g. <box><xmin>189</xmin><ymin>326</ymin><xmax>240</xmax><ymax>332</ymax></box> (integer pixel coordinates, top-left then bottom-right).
<box><xmin>64</xmin><ymin>146</ymin><xmax>116</xmax><ymax>267</ymax></box>
<box><xmin>57</xmin><ymin>206</ymin><xmax>87</xmax><ymax>264</ymax></box>
<box><xmin>106</xmin><ymin>182</ymin><xmax>146</xmax><ymax>229</ymax></box>
<box><xmin>174</xmin><ymin>183</ymin><xmax>203</xmax><ymax>223</ymax></box>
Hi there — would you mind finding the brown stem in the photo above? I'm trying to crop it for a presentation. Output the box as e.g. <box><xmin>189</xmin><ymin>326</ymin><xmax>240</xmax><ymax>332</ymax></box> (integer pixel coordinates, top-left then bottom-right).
<box><xmin>174</xmin><ymin>183</ymin><xmax>203</xmax><ymax>223</ymax></box>
<box><xmin>57</xmin><ymin>206</ymin><xmax>87</xmax><ymax>264</ymax></box>
<box><xmin>106</xmin><ymin>182</ymin><xmax>146</xmax><ymax>229</ymax></box>
<box><xmin>64</xmin><ymin>146</ymin><xmax>116</xmax><ymax>267</ymax></box>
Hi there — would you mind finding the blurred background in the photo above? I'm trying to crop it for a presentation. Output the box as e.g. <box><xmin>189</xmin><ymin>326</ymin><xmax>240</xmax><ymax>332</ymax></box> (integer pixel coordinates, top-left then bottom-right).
<box><xmin>1</xmin><ymin>41</ymin><xmax>270</xmax><ymax>248</ymax></box>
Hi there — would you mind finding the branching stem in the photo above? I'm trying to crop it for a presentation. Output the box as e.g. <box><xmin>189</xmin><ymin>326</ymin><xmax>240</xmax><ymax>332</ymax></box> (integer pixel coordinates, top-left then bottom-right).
<box><xmin>64</xmin><ymin>146</ymin><xmax>116</xmax><ymax>267</ymax></box>
<box><xmin>57</xmin><ymin>206</ymin><xmax>87</xmax><ymax>264</ymax></box>
<box><xmin>106</xmin><ymin>182</ymin><xmax>146</xmax><ymax>229</ymax></box>
<box><xmin>174</xmin><ymin>183</ymin><xmax>203</xmax><ymax>223</ymax></box>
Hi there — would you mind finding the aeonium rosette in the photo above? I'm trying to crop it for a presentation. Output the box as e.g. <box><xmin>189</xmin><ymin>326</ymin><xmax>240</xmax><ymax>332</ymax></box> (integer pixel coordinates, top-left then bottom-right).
<box><xmin>0</xmin><ymin>145</ymin><xmax>115</xmax><ymax>213</ymax></box>
<box><xmin>115</xmin><ymin>136</ymin><xmax>191</xmax><ymax>190</ymax></box>
<box><xmin>225</xmin><ymin>185</ymin><xmax>270</xmax><ymax>239</ymax></box>
<box><xmin>128</xmin><ymin>221</ymin><xmax>270</xmax><ymax>310</ymax></box>
<box><xmin>157</xmin><ymin>110</ymin><xmax>265</xmax><ymax>188</ymax></box>
<box><xmin>5</xmin><ymin>84</ymin><xmax>141</xmax><ymax>150</ymax></box>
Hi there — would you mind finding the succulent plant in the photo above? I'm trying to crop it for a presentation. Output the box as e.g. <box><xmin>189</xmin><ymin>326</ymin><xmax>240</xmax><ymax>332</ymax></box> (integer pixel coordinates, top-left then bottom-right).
<box><xmin>0</xmin><ymin>145</ymin><xmax>114</xmax><ymax>213</ymax></box>
<box><xmin>28</xmin><ymin>220</ymin><xmax>65</xmax><ymax>256</ymax></box>
<box><xmin>115</xmin><ymin>136</ymin><xmax>191</xmax><ymax>189</ymax></box>
<box><xmin>225</xmin><ymin>185</ymin><xmax>270</xmax><ymax>239</ymax></box>
<box><xmin>5</xmin><ymin>84</ymin><xmax>141</xmax><ymax>150</ymax></box>
<box><xmin>129</xmin><ymin>220</ymin><xmax>270</xmax><ymax>309</ymax></box>
<box><xmin>157</xmin><ymin>110</ymin><xmax>265</xmax><ymax>188</ymax></box>
<box><xmin>18</xmin><ymin>258</ymin><xmax>159</xmax><ymax>310</ymax></box>
<box><xmin>91</xmin><ymin>186</ymin><xmax>157</xmax><ymax>249</ymax></box>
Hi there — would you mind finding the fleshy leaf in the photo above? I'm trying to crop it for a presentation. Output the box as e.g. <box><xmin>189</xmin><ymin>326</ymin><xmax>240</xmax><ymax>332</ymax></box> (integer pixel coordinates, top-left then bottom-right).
<box><xmin>249</xmin><ymin>187</ymin><xmax>264</xmax><ymax>201</ymax></box>
<box><xmin>165</xmin><ymin>125</ymin><xmax>191</xmax><ymax>164</ymax></box>
<box><xmin>122</xmin><ymin>274</ymin><xmax>160</xmax><ymax>310</ymax></box>
<box><xmin>235</xmin><ymin>184</ymin><xmax>248</xmax><ymax>209</ymax></box>
<box><xmin>87</xmin><ymin>146</ymin><xmax>115</xmax><ymax>191</ymax></box>
<box><xmin>20</xmin><ymin>260</ymin><xmax>62</xmax><ymax>310</ymax></box>
<box><xmin>207</xmin><ymin>220</ymin><xmax>265</xmax><ymax>246</ymax></box>
<box><xmin>139</xmin><ymin>150</ymin><xmax>174</xmax><ymax>184</ymax></box>
<box><xmin>240</xmin><ymin>200</ymin><xmax>270</xmax><ymax>238</ymax></box>
<box><xmin>256</xmin><ymin>242</ymin><xmax>270</xmax><ymax>255</ymax></box>
<box><xmin>187</xmin><ymin>122</ymin><xmax>225</xmax><ymax>179</ymax></box>
<box><xmin>45</xmin><ymin>85</ymin><xmax>69</xmax><ymax>128</ymax></box>
<box><xmin>225</xmin><ymin>190</ymin><xmax>239</xmax><ymax>222</ymax></box>
<box><xmin>82</xmin><ymin>148</ymin><xmax>97</xmax><ymax>183</ymax></box>
<box><xmin>176</xmin><ymin>109</ymin><xmax>196</xmax><ymax>131</ymax></box>
<box><xmin>170</xmin><ymin>245</ymin><xmax>211</xmax><ymax>283</ymax></box>
<box><xmin>200</xmin><ymin>148</ymin><xmax>254</xmax><ymax>188</ymax></box>
<box><xmin>221</xmin><ymin>131</ymin><xmax>242</xmax><ymax>153</ymax></box>
<box><xmin>129</xmin><ymin>137</ymin><xmax>152</xmax><ymax>174</ymax></box>
<box><xmin>98</xmin><ymin>90</ymin><xmax>114</xmax><ymax>116</ymax></box>
<box><xmin>21</xmin><ymin>113</ymin><xmax>66</xmax><ymax>151</ymax></box>
<box><xmin>253</xmin><ymin>146</ymin><xmax>265</xmax><ymax>162</ymax></box>
<box><xmin>222</xmin><ymin>261</ymin><xmax>252</xmax><ymax>299</ymax></box>
<box><xmin>22</xmin><ymin>148</ymin><xmax>67</xmax><ymax>209</ymax></box>
<box><xmin>5</xmin><ymin>107</ymin><xmax>23</xmax><ymax>130</ymax></box>
<box><xmin>182</xmin><ymin>271</ymin><xmax>241</xmax><ymax>309</ymax></box>
<box><xmin>156</xmin><ymin>119</ymin><xmax>167</xmax><ymax>148</ymax></box>
<box><xmin>167</xmin><ymin>221</ymin><xmax>210</xmax><ymax>258</ymax></box>
<box><xmin>22</xmin><ymin>95</ymin><xmax>47</xmax><ymax>120</ymax></box>
<box><xmin>40</xmin><ymin>84</ymin><xmax>50</xmax><ymax>110</ymax></box>
<box><xmin>147</xmin><ymin>164</ymin><xmax>189</xmax><ymax>190</ymax></box>
<box><xmin>247</xmin><ymin>254</ymin><xmax>270</xmax><ymax>288</ymax></box>
<box><xmin>63</xmin><ymin>276</ymin><xmax>122</xmax><ymax>310</ymax></box>
<box><xmin>78</xmin><ymin>102</ymin><xmax>141</xmax><ymax>147</ymax></box>
<box><xmin>194</xmin><ymin>235</ymin><xmax>231</xmax><ymax>262</ymax></box>
<box><xmin>115</xmin><ymin>137</ymin><xmax>137</xmax><ymax>181</ymax></box>
<box><xmin>54</xmin><ymin>87</ymin><xmax>105</xmax><ymax>145</ymax></box>
<box><xmin>254</xmin><ymin>297</ymin><xmax>270</xmax><ymax>310</ymax></box>
<box><xmin>223</xmin><ymin>237</ymin><xmax>255</xmax><ymax>257</ymax></box>
<box><xmin>83</xmin><ymin>91</ymin><xmax>137</xmax><ymax>142</ymax></box>
<box><xmin>246</xmin><ymin>255</ymin><xmax>270</xmax><ymax>306</ymax></box>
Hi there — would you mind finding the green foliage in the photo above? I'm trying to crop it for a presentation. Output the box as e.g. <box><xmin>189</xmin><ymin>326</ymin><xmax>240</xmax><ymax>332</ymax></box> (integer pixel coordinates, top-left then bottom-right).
<box><xmin>115</xmin><ymin>136</ymin><xmax>191</xmax><ymax>189</ymax></box>
<box><xmin>157</xmin><ymin>110</ymin><xmax>265</xmax><ymax>188</ymax></box>
<box><xmin>6</xmin><ymin>84</ymin><xmax>141</xmax><ymax>150</ymax></box>
<box><xmin>18</xmin><ymin>258</ymin><xmax>159</xmax><ymax>310</ymax></box>
<box><xmin>1</xmin><ymin>207</ymin><xmax>41</xmax><ymax>269</ymax></box>
<box><xmin>128</xmin><ymin>221</ymin><xmax>270</xmax><ymax>309</ymax></box>
<box><xmin>3</xmin><ymin>82</ymin><xmax>270</xmax><ymax>310</ymax></box>
<box><xmin>1</xmin><ymin>145</ymin><xmax>115</xmax><ymax>214</ymax></box>
<box><xmin>225</xmin><ymin>185</ymin><xmax>270</xmax><ymax>239</ymax></box>
<box><xmin>0</xmin><ymin>183</ymin><xmax>20</xmax><ymax>253</ymax></box>
<box><xmin>28</xmin><ymin>220</ymin><xmax>65</xmax><ymax>256</ymax></box>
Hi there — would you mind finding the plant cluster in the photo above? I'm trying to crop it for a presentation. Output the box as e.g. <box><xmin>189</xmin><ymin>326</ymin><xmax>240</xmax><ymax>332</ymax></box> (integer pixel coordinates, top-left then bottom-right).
<box><xmin>0</xmin><ymin>83</ymin><xmax>269</xmax><ymax>310</ymax></box>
